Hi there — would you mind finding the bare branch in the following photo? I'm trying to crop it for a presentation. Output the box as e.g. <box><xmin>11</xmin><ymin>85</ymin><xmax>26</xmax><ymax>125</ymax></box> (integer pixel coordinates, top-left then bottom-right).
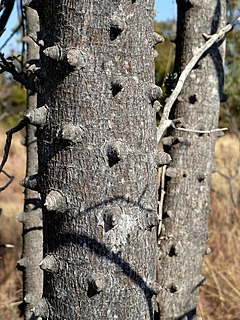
<box><xmin>173</xmin><ymin>125</ymin><xmax>228</xmax><ymax>135</ymax></box>
<box><xmin>0</xmin><ymin>53</ymin><xmax>37</xmax><ymax>91</ymax></box>
<box><xmin>157</xmin><ymin>17</ymin><xmax>240</xmax><ymax>143</ymax></box>
<box><xmin>0</xmin><ymin>22</ymin><xmax>21</xmax><ymax>51</ymax></box>
<box><xmin>0</xmin><ymin>117</ymin><xmax>30</xmax><ymax>175</ymax></box>
<box><xmin>0</xmin><ymin>0</ymin><xmax>15</xmax><ymax>36</ymax></box>
<box><xmin>0</xmin><ymin>243</ymin><xmax>14</xmax><ymax>248</ymax></box>
<box><xmin>0</xmin><ymin>169</ymin><xmax>13</xmax><ymax>192</ymax></box>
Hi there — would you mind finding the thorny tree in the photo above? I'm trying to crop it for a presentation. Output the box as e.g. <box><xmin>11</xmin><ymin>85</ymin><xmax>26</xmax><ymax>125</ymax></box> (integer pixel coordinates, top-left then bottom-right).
<box><xmin>0</xmin><ymin>1</ymin><xmax>43</xmax><ymax>319</ymax></box>
<box><xmin>30</xmin><ymin>0</ymin><xmax>160</xmax><ymax>319</ymax></box>
<box><xmin>0</xmin><ymin>0</ymin><xmax>161</xmax><ymax>318</ymax></box>
<box><xmin>156</xmin><ymin>0</ymin><xmax>227</xmax><ymax>319</ymax></box>
<box><xmin>0</xmin><ymin>0</ymin><xmax>232</xmax><ymax>319</ymax></box>
<box><xmin>18</xmin><ymin>6</ymin><xmax>43</xmax><ymax>320</ymax></box>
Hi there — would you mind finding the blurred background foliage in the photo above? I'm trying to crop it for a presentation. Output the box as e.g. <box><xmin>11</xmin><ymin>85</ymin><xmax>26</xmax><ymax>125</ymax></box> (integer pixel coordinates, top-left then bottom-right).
<box><xmin>0</xmin><ymin>75</ymin><xmax>26</xmax><ymax>127</ymax></box>
<box><xmin>154</xmin><ymin>20</ymin><xmax>175</xmax><ymax>88</ymax></box>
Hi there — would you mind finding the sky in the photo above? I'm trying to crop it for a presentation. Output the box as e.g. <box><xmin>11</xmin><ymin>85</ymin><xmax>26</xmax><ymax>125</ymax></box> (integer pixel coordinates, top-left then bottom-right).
<box><xmin>155</xmin><ymin>0</ymin><xmax>177</xmax><ymax>21</ymax></box>
<box><xmin>0</xmin><ymin>1</ymin><xmax>177</xmax><ymax>56</ymax></box>
<box><xmin>0</xmin><ymin>1</ymin><xmax>21</xmax><ymax>56</ymax></box>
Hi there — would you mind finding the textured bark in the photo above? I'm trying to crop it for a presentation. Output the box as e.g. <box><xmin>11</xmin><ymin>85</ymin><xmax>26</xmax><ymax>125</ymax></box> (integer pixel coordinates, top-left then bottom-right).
<box><xmin>20</xmin><ymin>7</ymin><xmax>43</xmax><ymax>320</ymax></box>
<box><xmin>34</xmin><ymin>1</ymin><xmax>158</xmax><ymax>319</ymax></box>
<box><xmin>157</xmin><ymin>1</ymin><xmax>226</xmax><ymax>319</ymax></box>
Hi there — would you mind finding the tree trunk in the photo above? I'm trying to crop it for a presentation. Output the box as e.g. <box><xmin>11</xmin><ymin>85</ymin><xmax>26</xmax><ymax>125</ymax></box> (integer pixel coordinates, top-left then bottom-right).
<box><xmin>18</xmin><ymin>7</ymin><xmax>43</xmax><ymax>320</ymax></box>
<box><xmin>157</xmin><ymin>0</ymin><xmax>226</xmax><ymax>319</ymax></box>
<box><xmin>31</xmin><ymin>1</ymin><xmax>159</xmax><ymax>319</ymax></box>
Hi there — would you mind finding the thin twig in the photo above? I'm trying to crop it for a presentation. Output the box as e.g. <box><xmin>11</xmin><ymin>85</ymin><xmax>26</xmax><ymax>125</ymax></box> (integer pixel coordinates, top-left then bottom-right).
<box><xmin>0</xmin><ymin>23</ymin><xmax>21</xmax><ymax>51</ymax></box>
<box><xmin>157</xmin><ymin>17</ymin><xmax>240</xmax><ymax>143</ymax></box>
<box><xmin>0</xmin><ymin>52</ymin><xmax>36</xmax><ymax>90</ymax></box>
<box><xmin>0</xmin><ymin>117</ymin><xmax>30</xmax><ymax>175</ymax></box>
<box><xmin>20</xmin><ymin>0</ymin><xmax>26</xmax><ymax>71</ymax></box>
<box><xmin>0</xmin><ymin>169</ymin><xmax>14</xmax><ymax>192</ymax></box>
<box><xmin>173</xmin><ymin>125</ymin><xmax>228</xmax><ymax>134</ymax></box>
<box><xmin>0</xmin><ymin>0</ymin><xmax>15</xmax><ymax>36</ymax></box>
<box><xmin>158</xmin><ymin>164</ymin><xmax>166</xmax><ymax>237</ymax></box>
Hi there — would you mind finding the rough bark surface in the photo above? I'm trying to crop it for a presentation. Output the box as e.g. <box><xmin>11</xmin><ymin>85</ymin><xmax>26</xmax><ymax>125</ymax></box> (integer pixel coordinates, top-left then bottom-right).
<box><xmin>34</xmin><ymin>1</ymin><xmax>158</xmax><ymax>319</ymax></box>
<box><xmin>157</xmin><ymin>1</ymin><xmax>226</xmax><ymax>319</ymax></box>
<box><xmin>20</xmin><ymin>7</ymin><xmax>43</xmax><ymax>320</ymax></box>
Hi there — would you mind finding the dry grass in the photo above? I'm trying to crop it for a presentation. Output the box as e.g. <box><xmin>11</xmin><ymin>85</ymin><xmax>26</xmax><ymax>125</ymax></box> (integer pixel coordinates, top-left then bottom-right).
<box><xmin>198</xmin><ymin>133</ymin><xmax>240</xmax><ymax>319</ymax></box>
<box><xmin>0</xmin><ymin>126</ymin><xmax>26</xmax><ymax>320</ymax></box>
<box><xmin>0</xmin><ymin>204</ymin><xmax>23</xmax><ymax>320</ymax></box>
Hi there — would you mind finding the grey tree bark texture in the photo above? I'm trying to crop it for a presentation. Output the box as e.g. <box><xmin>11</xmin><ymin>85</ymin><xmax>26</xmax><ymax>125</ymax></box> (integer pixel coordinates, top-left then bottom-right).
<box><xmin>157</xmin><ymin>0</ymin><xmax>226</xmax><ymax>319</ymax></box>
<box><xmin>18</xmin><ymin>7</ymin><xmax>43</xmax><ymax>320</ymax></box>
<box><xmin>30</xmin><ymin>1</ymin><xmax>160</xmax><ymax>319</ymax></box>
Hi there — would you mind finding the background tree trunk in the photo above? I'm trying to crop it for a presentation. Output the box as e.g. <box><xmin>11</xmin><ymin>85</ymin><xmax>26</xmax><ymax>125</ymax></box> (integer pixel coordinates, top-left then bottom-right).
<box><xmin>32</xmin><ymin>1</ymin><xmax>159</xmax><ymax>319</ymax></box>
<box><xmin>18</xmin><ymin>7</ymin><xmax>43</xmax><ymax>320</ymax></box>
<box><xmin>157</xmin><ymin>0</ymin><xmax>226</xmax><ymax>319</ymax></box>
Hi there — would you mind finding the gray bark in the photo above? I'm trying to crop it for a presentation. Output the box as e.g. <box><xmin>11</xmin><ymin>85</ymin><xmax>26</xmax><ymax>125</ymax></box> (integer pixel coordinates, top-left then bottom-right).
<box><xmin>18</xmin><ymin>7</ymin><xmax>43</xmax><ymax>320</ymax></box>
<box><xmin>31</xmin><ymin>1</ymin><xmax>159</xmax><ymax>319</ymax></box>
<box><xmin>157</xmin><ymin>0</ymin><xmax>226</xmax><ymax>319</ymax></box>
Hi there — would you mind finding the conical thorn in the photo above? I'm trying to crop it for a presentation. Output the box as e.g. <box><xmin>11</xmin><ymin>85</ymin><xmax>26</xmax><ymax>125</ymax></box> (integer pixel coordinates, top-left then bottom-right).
<box><xmin>88</xmin><ymin>273</ymin><xmax>107</xmax><ymax>296</ymax></box>
<box><xmin>26</xmin><ymin>105</ymin><xmax>48</xmax><ymax>127</ymax></box>
<box><xmin>66</xmin><ymin>49</ymin><xmax>86</xmax><ymax>68</ymax></box>
<box><xmin>148</xmin><ymin>84</ymin><xmax>162</xmax><ymax>102</ymax></box>
<box><xmin>32</xmin><ymin>298</ymin><xmax>50</xmax><ymax>319</ymax></box>
<box><xmin>20</xmin><ymin>174</ymin><xmax>40</xmax><ymax>191</ymax></box>
<box><xmin>44</xmin><ymin>190</ymin><xmax>67</xmax><ymax>212</ymax></box>
<box><xmin>43</xmin><ymin>45</ymin><xmax>64</xmax><ymax>61</ymax></box>
<box><xmin>60</xmin><ymin>123</ymin><xmax>84</xmax><ymax>143</ymax></box>
<box><xmin>40</xmin><ymin>255</ymin><xmax>59</xmax><ymax>273</ymax></box>
<box><xmin>157</xmin><ymin>151</ymin><xmax>172</xmax><ymax>167</ymax></box>
<box><xmin>153</xmin><ymin>32</ymin><xmax>165</xmax><ymax>46</ymax></box>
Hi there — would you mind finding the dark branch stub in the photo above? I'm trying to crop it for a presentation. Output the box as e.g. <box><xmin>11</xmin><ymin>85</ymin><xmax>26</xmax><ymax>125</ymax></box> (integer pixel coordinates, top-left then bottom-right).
<box><xmin>110</xmin><ymin>17</ymin><xmax>125</xmax><ymax>41</ymax></box>
<box><xmin>107</xmin><ymin>144</ymin><xmax>122</xmax><ymax>167</ymax></box>
<box><xmin>169</xmin><ymin>284</ymin><xmax>178</xmax><ymax>293</ymax></box>
<box><xmin>188</xmin><ymin>94</ymin><xmax>197</xmax><ymax>104</ymax></box>
<box><xmin>110</xmin><ymin>26</ymin><xmax>122</xmax><ymax>41</ymax></box>
<box><xmin>87</xmin><ymin>273</ymin><xmax>107</xmax><ymax>297</ymax></box>
<box><xmin>168</xmin><ymin>245</ymin><xmax>177</xmax><ymax>257</ymax></box>
<box><xmin>111</xmin><ymin>80</ymin><xmax>124</xmax><ymax>97</ymax></box>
